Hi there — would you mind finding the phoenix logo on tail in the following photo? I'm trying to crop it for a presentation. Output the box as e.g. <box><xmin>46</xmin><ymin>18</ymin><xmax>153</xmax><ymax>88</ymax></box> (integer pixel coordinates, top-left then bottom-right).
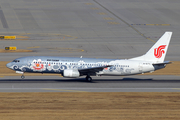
<box><xmin>154</xmin><ymin>45</ymin><xmax>166</xmax><ymax>58</ymax></box>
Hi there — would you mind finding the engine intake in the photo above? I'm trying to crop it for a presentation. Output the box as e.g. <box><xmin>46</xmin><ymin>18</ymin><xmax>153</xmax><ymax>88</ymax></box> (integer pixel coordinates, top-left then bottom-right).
<box><xmin>63</xmin><ymin>69</ymin><xmax>80</xmax><ymax>78</ymax></box>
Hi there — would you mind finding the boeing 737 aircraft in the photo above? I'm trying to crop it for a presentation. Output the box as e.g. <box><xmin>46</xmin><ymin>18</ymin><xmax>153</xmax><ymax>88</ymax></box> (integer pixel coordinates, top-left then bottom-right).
<box><xmin>6</xmin><ymin>32</ymin><xmax>172</xmax><ymax>82</ymax></box>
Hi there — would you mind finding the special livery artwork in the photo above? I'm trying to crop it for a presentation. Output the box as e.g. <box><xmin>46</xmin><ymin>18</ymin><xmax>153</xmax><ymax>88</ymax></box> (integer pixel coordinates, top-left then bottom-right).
<box><xmin>6</xmin><ymin>32</ymin><xmax>172</xmax><ymax>81</ymax></box>
<box><xmin>9</xmin><ymin>58</ymin><xmax>135</xmax><ymax>75</ymax></box>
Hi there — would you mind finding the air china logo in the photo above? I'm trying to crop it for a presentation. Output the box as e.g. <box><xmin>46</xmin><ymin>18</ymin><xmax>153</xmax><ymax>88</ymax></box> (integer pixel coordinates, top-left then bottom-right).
<box><xmin>33</xmin><ymin>59</ymin><xmax>44</xmax><ymax>70</ymax></box>
<box><xmin>154</xmin><ymin>45</ymin><xmax>166</xmax><ymax>58</ymax></box>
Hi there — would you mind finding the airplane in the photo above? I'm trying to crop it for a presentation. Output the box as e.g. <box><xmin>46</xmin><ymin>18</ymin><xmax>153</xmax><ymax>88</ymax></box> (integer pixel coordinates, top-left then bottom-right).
<box><xmin>6</xmin><ymin>32</ymin><xmax>172</xmax><ymax>82</ymax></box>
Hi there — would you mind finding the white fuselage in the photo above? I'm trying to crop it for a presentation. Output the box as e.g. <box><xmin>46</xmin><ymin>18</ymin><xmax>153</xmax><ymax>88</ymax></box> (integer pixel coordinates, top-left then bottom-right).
<box><xmin>6</xmin><ymin>56</ymin><xmax>159</xmax><ymax>77</ymax></box>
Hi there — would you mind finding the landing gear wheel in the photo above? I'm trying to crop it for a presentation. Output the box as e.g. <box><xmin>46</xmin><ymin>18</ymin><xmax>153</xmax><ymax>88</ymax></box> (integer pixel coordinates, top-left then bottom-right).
<box><xmin>86</xmin><ymin>76</ymin><xmax>92</xmax><ymax>82</ymax></box>
<box><xmin>21</xmin><ymin>75</ymin><xmax>25</xmax><ymax>79</ymax></box>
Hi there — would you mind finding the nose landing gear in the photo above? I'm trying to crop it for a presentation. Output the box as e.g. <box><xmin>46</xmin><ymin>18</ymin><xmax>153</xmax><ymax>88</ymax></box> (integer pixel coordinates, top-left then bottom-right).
<box><xmin>16</xmin><ymin>71</ymin><xmax>25</xmax><ymax>79</ymax></box>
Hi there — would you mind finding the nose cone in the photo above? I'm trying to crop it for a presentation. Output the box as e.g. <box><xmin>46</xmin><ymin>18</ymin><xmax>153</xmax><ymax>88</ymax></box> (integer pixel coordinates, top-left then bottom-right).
<box><xmin>6</xmin><ymin>62</ymin><xmax>12</xmax><ymax>69</ymax></box>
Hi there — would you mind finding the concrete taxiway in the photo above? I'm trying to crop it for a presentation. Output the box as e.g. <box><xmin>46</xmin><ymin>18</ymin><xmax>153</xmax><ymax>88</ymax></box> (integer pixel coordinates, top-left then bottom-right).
<box><xmin>0</xmin><ymin>0</ymin><xmax>179</xmax><ymax>61</ymax></box>
<box><xmin>0</xmin><ymin>75</ymin><xmax>179</xmax><ymax>92</ymax></box>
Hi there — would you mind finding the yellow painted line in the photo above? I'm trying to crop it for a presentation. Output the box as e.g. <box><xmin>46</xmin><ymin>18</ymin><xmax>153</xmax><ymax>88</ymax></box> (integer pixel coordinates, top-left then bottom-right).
<box><xmin>63</xmin><ymin>34</ymin><xmax>78</xmax><ymax>40</ymax></box>
<box><xmin>153</xmin><ymin>24</ymin><xmax>170</xmax><ymax>26</ymax></box>
<box><xmin>80</xmin><ymin>49</ymin><xmax>84</xmax><ymax>52</ymax></box>
<box><xmin>147</xmin><ymin>38</ymin><xmax>155</xmax><ymax>43</ymax></box>
<box><xmin>42</xmin><ymin>88</ymin><xmax>87</xmax><ymax>92</ymax></box>
<box><xmin>17</xmin><ymin>33</ymin><xmax>78</xmax><ymax>41</ymax></box>
<box><xmin>131</xmin><ymin>24</ymin><xmax>170</xmax><ymax>26</ymax></box>
<box><xmin>85</xmin><ymin>3</ymin><xmax>93</xmax><ymax>5</ymax></box>
<box><xmin>98</xmin><ymin>12</ymin><xmax>107</xmax><ymax>15</ymax></box>
<box><xmin>172</xmin><ymin>88</ymin><xmax>180</xmax><ymax>91</ymax></box>
<box><xmin>161</xmin><ymin>24</ymin><xmax>170</xmax><ymax>26</ymax></box>
<box><xmin>93</xmin><ymin>0</ymin><xmax>159</xmax><ymax>44</ymax></box>
<box><xmin>146</xmin><ymin>24</ymin><xmax>154</xmax><ymax>25</ymax></box>
<box><xmin>103</xmin><ymin>17</ymin><xmax>114</xmax><ymax>20</ymax></box>
<box><xmin>108</xmin><ymin>22</ymin><xmax>120</xmax><ymax>24</ymax></box>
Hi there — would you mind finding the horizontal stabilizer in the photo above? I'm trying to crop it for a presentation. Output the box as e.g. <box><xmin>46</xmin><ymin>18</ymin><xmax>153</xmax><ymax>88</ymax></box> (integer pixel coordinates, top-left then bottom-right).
<box><xmin>152</xmin><ymin>61</ymin><xmax>172</xmax><ymax>65</ymax></box>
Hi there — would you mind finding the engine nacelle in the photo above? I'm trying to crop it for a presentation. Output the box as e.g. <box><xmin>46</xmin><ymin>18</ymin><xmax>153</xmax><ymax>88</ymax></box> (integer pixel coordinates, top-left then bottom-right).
<box><xmin>63</xmin><ymin>69</ymin><xmax>80</xmax><ymax>78</ymax></box>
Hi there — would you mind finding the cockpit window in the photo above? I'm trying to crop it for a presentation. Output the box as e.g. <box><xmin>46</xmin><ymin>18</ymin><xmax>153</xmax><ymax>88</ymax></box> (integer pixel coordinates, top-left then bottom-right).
<box><xmin>12</xmin><ymin>60</ymin><xmax>20</xmax><ymax>62</ymax></box>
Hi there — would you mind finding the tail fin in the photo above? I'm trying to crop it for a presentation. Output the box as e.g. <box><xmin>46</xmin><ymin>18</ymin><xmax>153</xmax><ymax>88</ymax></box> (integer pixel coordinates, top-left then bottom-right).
<box><xmin>130</xmin><ymin>32</ymin><xmax>172</xmax><ymax>63</ymax></box>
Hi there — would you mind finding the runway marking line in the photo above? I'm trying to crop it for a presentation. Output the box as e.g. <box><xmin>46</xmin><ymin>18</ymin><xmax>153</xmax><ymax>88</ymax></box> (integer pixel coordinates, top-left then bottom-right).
<box><xmin>93</xmin><ymin>0</ymin><xmax>156</xmax><ymax>44</ymax></box>
<box><xmin>42</xmin><ymin>88</ymin><xmax>87</xmax><ymax>92</ymax></box>
<box><xmin>85</xmin><ymin>3</ymin><xmax>93</xmax><ymax>5</ymax></box>
<box><xmin>103</xmin><ymin>17</ymin><xmax>114</xmax><ymax>20</ymax></box>
<box><xmin>172</xmin><ymin>88</ymin><xmax>180</xmax><ymax>91</ymax></box>
<box><xmin>108</xmin><ymin>22</ymin><xmax>120</xmax><ymax>24</ymax></box>
<box><xmin>147</xmin><ymin>37</ymin><xmax>156</xmax><ymax>43</ymax></box>
<box><xmin>98</xmin><ymin>12</ymin><xmax>107</xmax><ymax>15</ymax></box>
<box><xmin>131</xmin><ymin>24</ymin><xmax>170</xmax><ymax>26</ymax></box>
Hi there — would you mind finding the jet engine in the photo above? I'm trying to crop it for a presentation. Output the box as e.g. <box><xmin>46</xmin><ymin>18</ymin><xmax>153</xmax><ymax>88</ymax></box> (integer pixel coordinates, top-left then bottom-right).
<box><xmin>63</xmin><ymin>69</ymin><xmax>80</xmax><ymax>78</ymax></box>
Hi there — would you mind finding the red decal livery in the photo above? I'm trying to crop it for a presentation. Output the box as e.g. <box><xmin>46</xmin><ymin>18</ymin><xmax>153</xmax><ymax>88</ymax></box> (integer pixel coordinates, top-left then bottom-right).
<box><xmin>154</xmin><ymin>45</ymin><xmax>166</xmax><ymax>58</ymax></box>
<box><xmin>33</xmin><ymin>63</ymin><xmax>44</xmax><ymax>70</ymax></box>
<box><xmin>104</xmin><ymin>67</ymin><xmax>108</xmax><ymax>70</ymax></box>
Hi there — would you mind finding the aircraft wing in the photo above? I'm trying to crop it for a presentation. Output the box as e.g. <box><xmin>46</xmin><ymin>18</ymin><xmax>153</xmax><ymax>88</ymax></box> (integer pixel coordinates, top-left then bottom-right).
<box><xmin>78</xmin><ymin>65</ymin><xmax>112</xmax><ymax>75</ymax></box>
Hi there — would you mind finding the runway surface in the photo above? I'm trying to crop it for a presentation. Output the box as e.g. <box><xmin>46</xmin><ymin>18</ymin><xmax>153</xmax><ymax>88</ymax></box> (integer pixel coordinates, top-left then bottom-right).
<box><xmin>0</xmin><ymin>75</ymin><xmax>179</xmax><ymax>92</ymax></box>
<box><xmin>0</xmin><ymin>0</ymin><xmax>180</xmax><ymax>92</ymax></box>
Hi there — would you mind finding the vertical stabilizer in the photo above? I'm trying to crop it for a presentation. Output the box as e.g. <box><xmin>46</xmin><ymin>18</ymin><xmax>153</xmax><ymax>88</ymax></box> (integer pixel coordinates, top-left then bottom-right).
<box><xmin>130</xmin><ymin>32</ymin><xmax>172</xmax><ymax>63</ymax></box>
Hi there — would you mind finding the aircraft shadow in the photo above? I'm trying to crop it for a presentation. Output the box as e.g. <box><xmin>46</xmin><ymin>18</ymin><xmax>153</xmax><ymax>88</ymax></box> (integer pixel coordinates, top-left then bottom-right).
<box><xmin>0</xmin><ymin>77</ymin><xmax>179</xmax><ymax>83</ymax></box>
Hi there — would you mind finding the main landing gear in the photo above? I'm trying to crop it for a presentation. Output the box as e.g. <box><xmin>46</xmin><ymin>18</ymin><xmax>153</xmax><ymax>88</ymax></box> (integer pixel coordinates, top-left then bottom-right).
<box><xmin>21</xmin><ymin>75</ymin><xmax>25</xmax><ymax>79</ymax></box>
<box><xmin>86</xmin><ymin>75</ymin><xmax>92</xmax><ymax>82</ymax></box>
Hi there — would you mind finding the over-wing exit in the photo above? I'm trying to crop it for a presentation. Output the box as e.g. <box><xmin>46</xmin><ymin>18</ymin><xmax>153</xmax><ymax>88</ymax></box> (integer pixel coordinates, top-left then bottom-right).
<box><xmin>6</xmin><ymin>32</ymin><xmax>172</xmax><ymax>82</ymax></box>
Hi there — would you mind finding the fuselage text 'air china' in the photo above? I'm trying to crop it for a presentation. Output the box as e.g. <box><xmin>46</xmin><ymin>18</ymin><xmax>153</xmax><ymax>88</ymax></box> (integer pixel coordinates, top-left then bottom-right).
<box><xmin>6</xmin><ymin>32</ymin><xmax>172</xmax><ymax>82</ymax></box>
